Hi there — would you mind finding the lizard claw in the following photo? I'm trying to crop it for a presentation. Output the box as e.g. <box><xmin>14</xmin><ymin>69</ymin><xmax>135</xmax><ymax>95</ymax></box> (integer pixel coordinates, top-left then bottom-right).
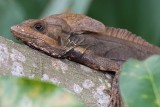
<box><xmin>107</xmin><ymin>73</ymin><xmax>124</xmax><ymax>107</ymax></box>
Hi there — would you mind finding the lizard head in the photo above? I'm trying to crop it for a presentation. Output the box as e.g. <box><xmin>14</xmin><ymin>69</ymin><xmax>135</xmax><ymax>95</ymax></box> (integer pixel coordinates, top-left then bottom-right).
<box><xmin>11</xmin><ymin>16</ymin><xmax>73</xmax><ymax>57</ymax></box>
<box><xmin>11</xmin><ymin>13</ymin><xmax>106</xmax><ymax>58</ymax></box>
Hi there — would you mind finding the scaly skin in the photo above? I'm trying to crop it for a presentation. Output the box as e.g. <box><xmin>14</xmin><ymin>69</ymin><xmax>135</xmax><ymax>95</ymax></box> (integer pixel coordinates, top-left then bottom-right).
<box><xmin>11</xmin><ymin>13</ymin><xmax>160</xmax><ymax>107</ymax></box>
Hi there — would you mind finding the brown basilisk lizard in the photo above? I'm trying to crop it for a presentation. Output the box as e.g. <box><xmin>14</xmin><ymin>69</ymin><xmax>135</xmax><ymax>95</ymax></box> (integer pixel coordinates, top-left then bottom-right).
<box><xmin>11</xmin><ymin>13</ymin><xmax>160</xmax><ymax>107</ymax></box>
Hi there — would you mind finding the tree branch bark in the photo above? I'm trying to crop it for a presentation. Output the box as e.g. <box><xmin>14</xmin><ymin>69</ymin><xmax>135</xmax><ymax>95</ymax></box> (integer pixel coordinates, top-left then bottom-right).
<box><xmin>0</xmin><ymin>36</ymin><xmax>111</xmax><ymax>107</ymax></box>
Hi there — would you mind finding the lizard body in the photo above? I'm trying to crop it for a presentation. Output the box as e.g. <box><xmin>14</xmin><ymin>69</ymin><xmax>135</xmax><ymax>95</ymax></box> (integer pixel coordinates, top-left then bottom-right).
<box><xmin>11</xmin><ymin>13</ymin><xmax>160</xmax><ymax>107</ymax></box>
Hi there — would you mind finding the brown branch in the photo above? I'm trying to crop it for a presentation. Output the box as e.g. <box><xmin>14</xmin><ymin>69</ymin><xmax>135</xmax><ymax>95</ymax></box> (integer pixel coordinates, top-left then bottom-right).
<box><xmin>0</xmin><ymin>36</ymin><xmax>111</xmax><ymax>107</ymax></box>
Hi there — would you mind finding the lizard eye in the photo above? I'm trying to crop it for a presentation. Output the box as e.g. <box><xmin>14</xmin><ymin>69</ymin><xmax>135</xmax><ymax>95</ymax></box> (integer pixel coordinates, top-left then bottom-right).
<box><xmin>33</xmin><ymin>23</ymin><xmax>44</xmax><ymax>32</ymax></box>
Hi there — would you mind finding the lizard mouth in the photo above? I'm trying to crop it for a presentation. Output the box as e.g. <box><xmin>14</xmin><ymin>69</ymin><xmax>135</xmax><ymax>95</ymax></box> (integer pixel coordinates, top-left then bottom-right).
<box><xmin>11</xmin><ymin>25</ymin><xmax>33</xmax><ymax>41</ymax></box>
<box><xmin>11</xmin><ymin>25</ymin><xmax>41</xmax><ymax>49</ymax></box>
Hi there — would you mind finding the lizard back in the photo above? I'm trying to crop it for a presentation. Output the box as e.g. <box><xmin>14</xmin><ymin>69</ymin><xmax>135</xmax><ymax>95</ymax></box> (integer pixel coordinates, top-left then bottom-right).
<box><xmin>48</xmin><ymin>13</ymin><xmax>159</xmax><ymax>50</ymax></box>
<box><xmin>105</xmin><ymin>27</ymin><xmax>156</xmax><ymax>48</ymax></box>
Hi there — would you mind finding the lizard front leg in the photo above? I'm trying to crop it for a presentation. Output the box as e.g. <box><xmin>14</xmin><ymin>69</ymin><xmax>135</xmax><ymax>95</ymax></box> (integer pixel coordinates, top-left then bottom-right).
<box><xmin>65</xmin><ymin>48</ymin><xmax>124</xmax><ymax>107</ymax></box>
<box><xmin>61</xmin><ymin>32</ymin><xmax>124</xmax><ymax>107</ymax></box>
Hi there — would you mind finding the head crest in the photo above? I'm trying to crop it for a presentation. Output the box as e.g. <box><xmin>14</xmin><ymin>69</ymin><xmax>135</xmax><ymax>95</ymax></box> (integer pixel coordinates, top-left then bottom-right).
<box><xmin>47</xmin><ymin>13</ymin><xmax>106</xmax><ymax>33</ymax></box>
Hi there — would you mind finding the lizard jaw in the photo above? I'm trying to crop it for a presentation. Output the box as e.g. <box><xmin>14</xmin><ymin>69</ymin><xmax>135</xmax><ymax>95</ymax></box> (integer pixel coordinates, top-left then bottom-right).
<box><xmin>11</xmin><ymin>25</ymin><xmax>65</xmax><ymax>58</ymax></box>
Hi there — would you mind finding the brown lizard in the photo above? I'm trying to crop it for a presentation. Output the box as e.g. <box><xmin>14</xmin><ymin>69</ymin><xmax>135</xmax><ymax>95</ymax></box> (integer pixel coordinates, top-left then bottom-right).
<box><xmin>11</xmin><ymin>13</ymin><xmax>160</xmax><ymax>107</ymax></box>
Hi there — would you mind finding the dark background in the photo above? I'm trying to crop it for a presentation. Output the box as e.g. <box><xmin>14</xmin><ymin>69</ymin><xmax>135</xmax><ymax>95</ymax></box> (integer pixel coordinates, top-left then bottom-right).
<box><xmin>1</xmin><ymin>0</ymin><xmax>160</xmax><ymax>46</ymax></box>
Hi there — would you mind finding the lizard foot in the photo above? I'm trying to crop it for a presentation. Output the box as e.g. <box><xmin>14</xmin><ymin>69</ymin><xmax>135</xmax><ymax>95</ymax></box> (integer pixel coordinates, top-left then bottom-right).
<box><xmin>107</xmin><ymin>73</ymin><xmax>124</xmax><ymax>107</ymax></box>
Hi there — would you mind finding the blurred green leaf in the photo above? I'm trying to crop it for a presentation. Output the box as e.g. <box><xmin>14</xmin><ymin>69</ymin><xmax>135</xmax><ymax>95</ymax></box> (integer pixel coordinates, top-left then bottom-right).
<box><xmin>41</xmin><ymin>0</ymin><xmax>92</xmax><ymax>17</ymax></box>
<box><xmin>41</xmin><ymin>0</ymin><xmax>72</xmax><ymax>17</ymax></box>
<box><xmin>16</xmin><ymin>0</ymin><xmax>51</xmax><ymax>19</ymax></box>
<box><xmin>70</xmin><ymin>0</ymin><xmax>92</xmax><ymax>14</ymax></box>
<box><xmin>120</xmin><ymin>55</ymin><xmax>160</xmax><ymax>107</ymax></box>
<box><xmin>0</xmin><ymin>0</ymin><xmax>25</xmax><ymax>42</ymax></box>
<box><xmin>0</xmin><ymin>77</ymin><xmax>85</xmax><ymax>107</ymax></box>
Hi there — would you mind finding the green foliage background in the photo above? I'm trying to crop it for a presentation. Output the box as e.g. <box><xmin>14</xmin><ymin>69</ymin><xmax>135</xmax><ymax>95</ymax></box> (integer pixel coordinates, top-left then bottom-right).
<box><xmin>120</xmin><ymin>55</ymin><xmax>160</xmax><ymax>107</ymax></box>
<box><xmin>1</xmin><ymin>0</ymin><xmax>160</xmax><ymax>46</ymax></box>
